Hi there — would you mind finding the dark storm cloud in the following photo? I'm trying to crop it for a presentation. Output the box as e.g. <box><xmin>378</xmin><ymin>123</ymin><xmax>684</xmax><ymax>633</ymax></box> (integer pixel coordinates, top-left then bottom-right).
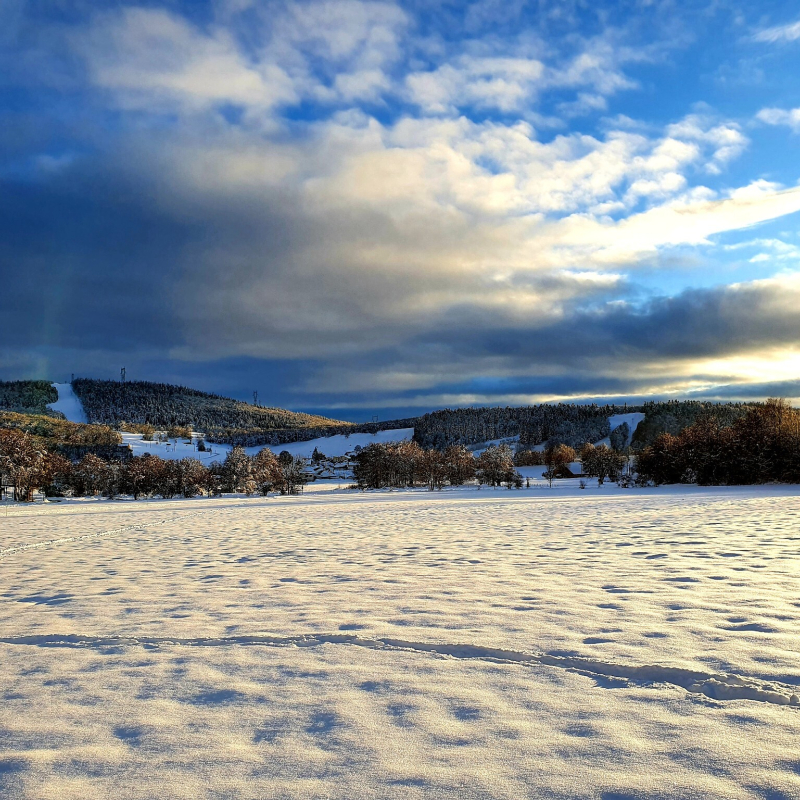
<box><xmin>422</xmin><ymin>279</ymin><xmax>800</xmax><ymax>365</ymax></box>
<box><xmin>0</xmin><ymin>172</ymin><xmax>185</xmax><ymax>350</ymax></box>
<box><xmin>289</xmin><ymin>277</ymin><xmax>800</xmax><ymax>411</ymax></box>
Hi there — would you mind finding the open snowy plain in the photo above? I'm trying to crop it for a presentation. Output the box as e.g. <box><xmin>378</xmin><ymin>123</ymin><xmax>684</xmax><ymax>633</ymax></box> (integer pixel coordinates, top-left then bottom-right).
<box><xmin>2</xmin><ymin>485</ymin><xmax>800</xmax><ymax>799</ymax></box>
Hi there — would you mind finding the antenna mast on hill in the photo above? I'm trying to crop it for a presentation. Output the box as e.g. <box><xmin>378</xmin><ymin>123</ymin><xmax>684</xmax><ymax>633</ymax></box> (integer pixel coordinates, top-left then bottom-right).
<box><xmin>120</xmin><ymin>367</ymin><xmax>126</xmax><ymax>383</ymax></box>
<box><xmin>253</xmin><ymin>391</ymin><xmax>258</xmax><ymax>407</ymax></box>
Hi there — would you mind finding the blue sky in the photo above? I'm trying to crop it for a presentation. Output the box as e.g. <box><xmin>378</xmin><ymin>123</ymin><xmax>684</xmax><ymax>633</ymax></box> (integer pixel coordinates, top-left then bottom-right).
<box><xmin>3</xmin><ymin>0</ymin><xmax>800</xmax><ymax>421</ymax></box>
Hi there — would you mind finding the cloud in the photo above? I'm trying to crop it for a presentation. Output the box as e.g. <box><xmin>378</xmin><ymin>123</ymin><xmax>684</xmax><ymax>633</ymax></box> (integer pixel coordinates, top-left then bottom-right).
<box><xmin>288</xmin><ymin>270</ymin><xmax>800</xmax><ymax>410</ymax></box>
<box><xmin>756</xmin><ymin>107</ymin><xmax>800</xmax><ymax>132</ymax></box>
<box><xmin>665</xmin><ymin>114</ymin><xmax>748</xmax><ymax>174</ymax></box>
<box><xmin>76</xmin><ymin>8</ymin><xmax>298</xmax><ymax>113</ymax></box>
<box><xmin>1</xmin><ymin>101</ymin><xmax>795</xmax><ymax>380</ymax></box>
<box><xmin>754</xmin><ymin>19</ymin><xmax>800</xmax><ymax>44</ymax></box>
<box><xmin>404</xmin><ymin>35</ymin><xmax>644</xmax><ymax>116</ymax></box>
<box><xmin>406</xmin><ymin>56</ymin><xmax>547</xmax><ymax>114</ymax></box>
<box><xmin>75</xmin><ymin>1</ymin><xmax>410</xmax><ymax>116</ymax></box>
<box><xmin>4</xmin><ymin>1</ymin><xmax>800</xmax><ymax>412</ymax></box>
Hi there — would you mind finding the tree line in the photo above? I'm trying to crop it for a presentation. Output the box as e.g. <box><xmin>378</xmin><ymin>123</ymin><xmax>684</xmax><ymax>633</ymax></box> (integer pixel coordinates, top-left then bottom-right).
<box><xmin>0</xmin><ymin>432</ymin><xmax>529</xmax><ymax>500</ymax></box>
<box><xmin>5</xmin><ymin>399</ymin><xmax>798</xmax><ymax>500</ymax></box>
<box><xmin>208</xmin><ymin>417</ymin><xmax>419</xmax><ymax>448</ymax></box>
<box><xmin>631</xmin><ymin>400</ymin><xmax>753</xmax><ymax>449</ymax></box>
<box><xmin>0</xmin><ymin>429</ymin><xmax>309</xmax><ymax>501</ymax></box>
<box><xmin>635</xmin><ymin>399</ymin><xmax>800</xmax><ymax>485</ymax></box>
<box><xmin>352</xmin><ymin>442</ymin><xmax>523</xmax><ymax>489</ymax></box>
<box><xmin>0</xmin><ymin>411</ymin><xmax>121</xmax><ymax>446</ymax></box>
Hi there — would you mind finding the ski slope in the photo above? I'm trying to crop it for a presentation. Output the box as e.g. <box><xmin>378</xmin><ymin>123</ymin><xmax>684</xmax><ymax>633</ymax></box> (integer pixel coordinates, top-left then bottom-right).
<box><xmin>2</xmin><ymin>487</ymin><xmax>800</xmax><ymax>798</ymax></box>
<box><xmin>46</xmin><ymin>383</ymin><xmax>88</xmax><ymax>424</ymax></box>
<box><xmin>471</xmin><ymin>412</ymin><xmax>645</xmax><ymax>454</ymax></box>
<box><xmin>594</xmin><ymin>411</ymin><xmax>645</xmax><ymax>448</ymax></box>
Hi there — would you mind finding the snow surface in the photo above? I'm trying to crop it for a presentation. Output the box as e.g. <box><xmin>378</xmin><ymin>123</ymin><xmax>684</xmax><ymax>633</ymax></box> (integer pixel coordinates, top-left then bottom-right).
<box><xmin>46</xmin><ymin>383</ymin><xmax>88</xmax><ymax>424</ymax></box>
<box><xmin>267</xmin><ymin>427</ymin><xmax>414</xmax><ymax>458</ymax></box>
<box><xmin>119</xmin><ymin>432</ymin><xmax>228</xmax><ymax>462</ymax></box>
<box><xmin>2</xmin><ymin>485</ymin><xmax>800</xmax><ymax>798</ymax></box>
<box><xmin>118</xmin><ymin>428</ymin><xmax>415</xmax><ymax>464</ymax></box>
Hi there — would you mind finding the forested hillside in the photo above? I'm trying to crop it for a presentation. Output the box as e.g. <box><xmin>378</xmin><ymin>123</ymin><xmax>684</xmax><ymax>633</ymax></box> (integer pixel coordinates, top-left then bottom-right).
<box><xmin>0</xmin><ymin>380</ymin><xmax>58</xmax><ymax>414</ymax></box>
<box><xmin>413</xmin><ymin>404</ymin><xmax>629</xmax><ymax>449</ymax></box>
<box><xmin>72</xmin><ymin>379</ymin><xmax>350</xmax><ymax>434</ymax></box>
<box><xmin>413</xmin><ymin>400</ymin><xmax>767</xmax><ymax>452</ymax></box>
<box><xmin>631</xmin><ymin>400</ymin><xmax>755</xmax><ymax>449</ymax></box>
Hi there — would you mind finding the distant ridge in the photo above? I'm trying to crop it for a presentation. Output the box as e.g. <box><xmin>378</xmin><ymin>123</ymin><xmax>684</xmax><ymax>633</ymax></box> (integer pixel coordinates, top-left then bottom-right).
<box><xmin>71</xmin><ymin>379</ymin><xmax>350</xmax><ymax>433</ymax></box>
<box><xmin>0</xmin><ymin>379</ymin><xmax>763</xmax><ymax>452</ymax></box>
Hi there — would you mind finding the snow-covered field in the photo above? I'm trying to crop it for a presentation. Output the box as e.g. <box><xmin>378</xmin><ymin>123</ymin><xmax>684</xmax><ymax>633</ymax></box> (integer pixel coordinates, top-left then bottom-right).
<box><xmin>117</xmin><ymin>427</ymin><xmax>416</xmax><ymax>464</ymax></box>
<box><xmin>2</xmin><ymin>485</ymin><xmax>800</xmax><ymax>799</ymax></box>
<box><xmin>260</xmin><ymin>428</ymin><xmax>415</xmax><ymax>459</ymax></box>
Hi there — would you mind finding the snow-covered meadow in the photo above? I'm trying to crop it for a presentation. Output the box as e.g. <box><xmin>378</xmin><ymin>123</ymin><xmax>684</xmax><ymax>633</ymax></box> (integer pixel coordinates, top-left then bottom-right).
<box><xmin>2</xmin><ymin>485</ymin><xmax>800</xmax><ymax>798</ymax></box>
<box><xmin>117</xmin><ymin>427</ymin><xmax>417</xmax><ymax>465</ymax></box>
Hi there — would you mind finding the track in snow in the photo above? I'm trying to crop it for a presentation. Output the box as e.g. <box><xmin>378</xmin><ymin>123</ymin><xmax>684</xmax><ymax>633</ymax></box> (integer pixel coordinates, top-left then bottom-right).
<box><xmin>2</xmin><ymin>631</ymin><xmax>798</xmax><ymax>707</ymax></box>
<box><xmin>0</xmin><ymin>510</ymin><xmax>207</xmax><ymax>559</ymax></box>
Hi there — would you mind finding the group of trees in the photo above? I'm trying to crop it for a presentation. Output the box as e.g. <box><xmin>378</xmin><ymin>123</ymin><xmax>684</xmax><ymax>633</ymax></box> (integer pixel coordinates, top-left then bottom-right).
<box><xmin>0</xmin><ymin>411</ymin><xmax>121</xmax><ymax>446</ymax></box>
<box><xmin>0</xmin><ymin>429</ymin><xmax>63</xmax><ymax>501</ymax></box>
<box><xmin>630</xmin><ymin>400</ymin><xmax>753</xmax><ymax>450</ymax></box>
<box><xmin>514</xmin><ymin>442</ymin><xmax>629</xmax><ymax>485</ymax></box>
<box><xmin>635</xmin><ymin>399</ymin><xmax>800</xmax><ymax>486</ymax></box>
<box><xmin>0</xmin><ymin>430</ymin><xmax>309</xmax><ymax>500</ymax></box>
<box><xmin>412</xmin><ymin>404</ymin><xmax>635</xmax><ymax>450</ymax></box>
<box><xmin>580</xmin><ymin>444</ymin><xmax>629</xmax><ymax>485</ymax></box>
<box><xmin>353</xmin><ymin>442</ymin><xmax>522</xmax><ymax>490</ymax></box>
<box><xmin>0</xmin><ymin>381</ymin><xmax>58</xmax><ymax>414</ymax></box>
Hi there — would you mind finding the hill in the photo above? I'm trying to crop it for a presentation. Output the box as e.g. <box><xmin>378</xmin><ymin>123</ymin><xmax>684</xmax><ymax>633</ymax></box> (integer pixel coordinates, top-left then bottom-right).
<box><xmin>412</xmin><ymin>400</ymin><xmax>765</xmax><ymax>451</ymax></box>
<box><xmin>413</xmin><ymin>404</ymin><xmax>632</xmax><ymax>450</ymax></box>
<box><xmin>71</xmin><ymin>379</ymin><xmax>353</xmax><ymax>440</ymax></box>
<box><xmin>0</xmin><ymin>378</ymin><xmax>767</xmax><ymax>453</ymax></box>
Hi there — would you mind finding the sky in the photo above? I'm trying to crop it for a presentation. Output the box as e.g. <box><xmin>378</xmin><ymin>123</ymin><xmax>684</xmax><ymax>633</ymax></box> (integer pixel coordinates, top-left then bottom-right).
<box><xmin>3</xmin><ymin>0</ymin><xmax>800</xmax><ymax>421</ymax></box>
